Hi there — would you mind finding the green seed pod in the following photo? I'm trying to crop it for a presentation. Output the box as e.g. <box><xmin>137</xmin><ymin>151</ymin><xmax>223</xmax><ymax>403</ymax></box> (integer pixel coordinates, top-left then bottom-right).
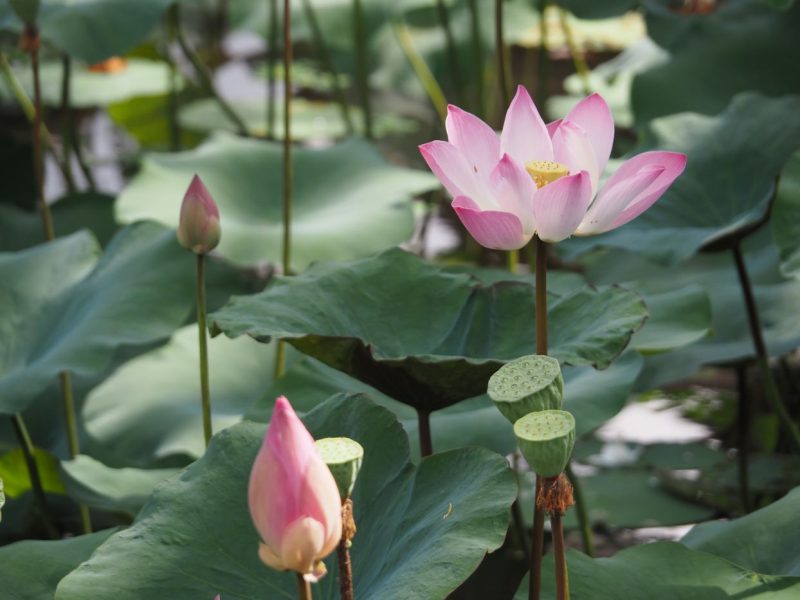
<box><xmin>488</xmin><ymin>355</ymin><xmax>563</xmax><ymax>424</ymax></box>
<box><xmin>514</xmin><ymin>410</ymin><xmax>575</xmax><ymax>478</ymax></box>
<box><xmin>315</xmin><ymin>437</ymin><xmax>364</xmax><ymax>501</ymax></box>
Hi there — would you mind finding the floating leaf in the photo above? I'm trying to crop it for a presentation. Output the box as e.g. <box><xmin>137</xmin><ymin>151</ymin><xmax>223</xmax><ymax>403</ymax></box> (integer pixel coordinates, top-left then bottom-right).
<box><xmin>56</xmin><ymin>394</ymin><xmax>517</xmax><ymax>600</ymax></box>
<box><xmin>211</xmin><ymin>248</ymin><xmax>648</xmax><ymax>412</ymax></box>
<box><xmin>116</xmin><ymin>132</ymin><xmax>436</xmax><ymax>270</ymax></box>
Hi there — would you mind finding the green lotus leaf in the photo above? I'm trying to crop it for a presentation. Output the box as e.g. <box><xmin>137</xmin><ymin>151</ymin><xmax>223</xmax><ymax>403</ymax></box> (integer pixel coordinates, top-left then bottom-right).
<box><xmin>210</xmin><ymin>248</ymin><xmax>648</xmax><ymax>412</ymax></box>
<box><xmin>0</xmin><ymin>223</ymin><xmax>195</xmax><ymax>415</ymax></box>
<box><xmin>772</xmin><ymin>152</ymin><xmax>800</xmax><ymax>279</ymax></box>
<box><xmin>115</xmin><ymin>132</ymin><xmax>436</xmax><ymax>270</ymax></box>
<box><xmin>55</xmin><ymin>394</ymin><xmax>517</xmax><ymax>600</ymax></box>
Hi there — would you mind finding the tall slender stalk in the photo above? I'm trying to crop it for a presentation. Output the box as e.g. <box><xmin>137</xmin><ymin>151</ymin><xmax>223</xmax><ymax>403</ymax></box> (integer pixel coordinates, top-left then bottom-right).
<box><xmin>735</xmin><ymin>366</ymin><xmax>751</xmax><ymax>513</ymax></box>
<box><xmin>393</xmin><ymin>21</ymin><xmax>447</xmax><ymax>121</ymax></box>
<box><xmin>10</xmin><ymin>414</ymin><xmax>59</xmax><ymax>539</ymax></box>
<box><xmin>536</xmin><ymin>0</ymin><xmax>550</xmax><ymax>112</ymax></box>
<box><xmin>494</xmin><ymin>0</ymin><xmax>510</xmax><ymax>108</ymax></box>
<box><xmin>296</xmin><ymin>572</ymin><xmax>312</xmax><ymax>600</ymax></box>
<box><xmin>337</xmin><ymin>498</ymin><xmax>356</xmax><ymax>600</ymax></box>
<box><xmin>352</xmin><ymin>0</ymin><xmax>373</xmax><ymax>139</ymax></box>
<box><xmin>299</xmin><ymin>0</ymin><xmax>354</xmax><ymax>134</ymax></box>
<box><xmin>565</xmin><ymin>462</ymin><xmax>593</xmax><ymax>556</ymax></box>
<box><xmin>173</xmin><ymin>4</ymin><xmax>249</xmax><ymax>136</ymax></box>
<box><xmin>508</xmin><ymin>249</ymin><xmax>519</xmax><ymax>273</ymax></box>
<box><xmin>58</xmin><ymin>55</ymin><xmax>77</xmax><ymax>194</ymax></box>
<box><xmin>556</xmin><ymin>7</ymin><xmax>591</xmax><ymax>96</ymax></box>
<box><xmin>196</xmin><ymin>254</ymin><xmax>213</xmax><ymax>446</ymax></box>
<box><xmin>466</xmin><ymin>0</ymin><xmax>485</xmax><ymax>116</ymax></box>
<box><xmin>267</xmin><ymin>0</ymin><xmax>279</xmax><ymax>138</ymax></box>
<box><xmin>59</xmin><ymin>371</ymin><xmax>92</xmax><ymax>534</ymax></box>
<box><xmin>166</xmin><ymin>5</ymin><xmax>182</xmax><ymax>151</ymax></box>
<box><xmin>551</xmin><ymin>513</ymin><xmax>569</xmax><ymax>600</ymax></box>
<box><xmin>732</xmin><ymin>243</ymin><xmax>800</xmax><ymax>451</ymax></box>
<box><xmin>418</xmin><ymin>410</ymin><xmax>433</xmax><ymax>457</ymax></box>
<box><xmin>435</xmin><ymin>0</ymin><xmax>463</xmax><ymax>104</ymax></box>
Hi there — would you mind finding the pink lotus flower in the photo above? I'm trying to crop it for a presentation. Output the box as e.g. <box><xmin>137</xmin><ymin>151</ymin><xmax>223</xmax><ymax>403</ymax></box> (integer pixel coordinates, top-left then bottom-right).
<box><xmin>177</xmin><ymin>174</ymin><xmax>221</xmax><ymax>254</ymax></box>
<box><xmin>248</xmin><ymin>396</ymin><xmax>342</xmax><ymax>582</ymax></box>
<box><xmin>419</xmin><ymin>86</ymin><xmax>686</xmax><ymax>248</ymax></box>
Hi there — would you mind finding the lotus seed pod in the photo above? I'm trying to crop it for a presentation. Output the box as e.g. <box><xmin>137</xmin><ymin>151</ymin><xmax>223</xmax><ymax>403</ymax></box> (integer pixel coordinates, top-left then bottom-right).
<box><xmin>488</xmin><ymin>355</ymin><xmax>563</xmax><ymax>424</ymax></box>
<box><xmin>514</xmin><ymin>410</ymin><xmax>576</xmax><ymax>478</ymax></box>
<box><xmin>316</xmin><ymin>437</ymin><xmax>364</xmax><ymax>500</ymax></box>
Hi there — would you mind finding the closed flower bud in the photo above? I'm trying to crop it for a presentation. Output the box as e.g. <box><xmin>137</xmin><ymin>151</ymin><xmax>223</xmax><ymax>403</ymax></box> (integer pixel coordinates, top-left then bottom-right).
<box><xmin>177</xmin><ymin>175</ymin><xmax>221</xmax><ymax>254</ymax></box>
<box><xmin>248</xmin><ymin>397</ymin><xmax>342</xmax><ymax>582</ymax></box>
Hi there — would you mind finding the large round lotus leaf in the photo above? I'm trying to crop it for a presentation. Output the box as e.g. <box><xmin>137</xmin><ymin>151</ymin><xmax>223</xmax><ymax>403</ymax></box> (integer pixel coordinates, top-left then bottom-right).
<box><xmin>55</xmin><ymin>394</ymin><xmax>517</xmax><ymax>600</ymax></box>
<box><xmin>515</xmin><ymin>542</ymin><xmax>800</xmax><ymax>599</ymax></box>
<box><xmin>82</xmin><ymin>324</ymin><xmax>275</xmax><ymax>468</ymax></box>
<box><xmin>0</xmin><ymin>0</ymin><xmax>202</xmax><ymax>63</ymax></box>
<box><xmin>772</xmin><ymin>152</ymin><xmax>800</xmax><ymax>279</ymax></box>
<box><xmin>0</xmin><ymin>59</ymin><xmax>174</xmax><ymax>109</ymax></box>
<box><xmin>210</xmin><ymin>248</ymin><xmax>648</xmax><ymax>411</ymax></box>
<box><xmin>115</xmin><ymin>132</ymin><xmax>436</xmax><ymax>270</ymax></box>
<box><xmin>682</xmin><ymin>485</ymin><xmax>800</xmax><ymax>576</ymax></box>
<box><xmin>0</xmin><ymin>223</ymin><xmax>195</xmax><ymax>415</ymax></box>
<box><xmin>179</xmin><ymin>97</ymin><xmax>418</xmax><ymax>140</ymax></box>
<box><xmin>562</xmin><ymin>93</ymin><xmax>800</xmax><ymax>265</ymax></box>
<box><xmin>0</xmin><ymin>529</ymin><xmax>118</xmax><ymax>600</ymax></box>
<box><xmin>628</xmin><ymin>284</ymin><xmax>711</xmax><ymax>354</ymax></box>
<box><xmin>633</xmin><ymin>0</ymin><xmax>800</xmax><ymax>123</ymax></box>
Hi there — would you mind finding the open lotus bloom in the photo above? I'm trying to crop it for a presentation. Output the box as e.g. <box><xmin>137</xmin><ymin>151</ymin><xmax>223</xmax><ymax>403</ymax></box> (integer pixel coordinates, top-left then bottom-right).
<box><xmin>177</xmin><ymin>174</ymin><xmax>221</xmax><ymax>254</ymax></box>
<box><xmin>419</xmin><ymin>85</ymin><xmax>687</xmax><ymax>248</ymax></box>
<box><xmin>248</xmin><ymin>396</ymin><xmax>343</xmax><ymax>582</ymax></box>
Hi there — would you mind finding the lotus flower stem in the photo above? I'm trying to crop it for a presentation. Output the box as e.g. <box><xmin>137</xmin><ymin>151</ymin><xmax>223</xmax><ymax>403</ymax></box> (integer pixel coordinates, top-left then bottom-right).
<box><xmin>417</xmin><ymin>409</ymin><xmax>433</xmax><ymax>457</ymax></box>
<box><xmin>556</xmin><ymin>7</ymin><xmax>591</xmax><ymax>97</ymax></box>
<box><xmin>732</xmin><ymin>243</ymin><xmax>800</xmax><ymax>452</ymax></box>
<box><xmin>435</xmin><ymin>0</ymin><xmax>463</xmax><ymax>105</ymax></box>
<box><xmin>494</xmin><ymin>0</ymin><xmax>510</xmax><ymax>107</ymax></box>
<box><xmin>393</xmin><ymin>21</ymin><xmax>447</xmax><ymax>121</ymax></box>
<box><xmin>266</xmin><ymin>0</ymin><xmax>279</xmax><ymax>139</ymax></box>
<box><xmin>296</xmin><ymin>573</ymin><xmax>312</xmax><ymax>600</ymax></box>
<box><xmin>466</xmin><ymin>0</ymin><xmax>485</xmax><ymax>117</ymax></box>
<box><xmin>173</xmin><ymin>4</ymin><xmax>249</xmax><ymax>136</ymax></box>
<box><xmin>196</xmin><ymin>255</ymin><xmax>213</xmax><ymax>446</ymax></box>
<box><xmin>60</xmin><ymin>371</ymin><xmax>93</xmax><ymax>533</ymax></box>
<box><xmin>551</xmin><ymin>512</ymin><xmax>569</xmax><ymax>600</ymax></box>
<box><xmin>735</xmin><ymin>365</ymin><xmax>752</xmax><ymax>513</ymax></box>
<box><xmin>10</xmin><ymin>414</ymin><xmax>59</xmax><ymax>539</ymax></box>
<box><xmin>564</xmin><ymin>462</ymin><xmax>593</xmax><ymax>556</ymax></box>
<box><xmin>58</xmin><ymin>55</ymin><xmax>77</xmax><ymax>194</ymax></box>
<box><xmin>299</xmin><ymin>0</ymin><xmax>354</xmax><ymax>134</ymax></box>
<box><xmin>508</xmin><ymin>249</ymin><xmax>519</xmax><ymax>273</ymax></box>
<box><xmin>165</xmin><ymin>6</ymin><xmax>182</xmax><ymax>152</ymax></box>
<box><xmin>352</xmin><ymin>0</ymin><xmax>373</xmax><ymax>139</ymax></box>
<box><xmin>536</xmin><ymin>0</ymin><xmax>550</xmax><ymax>110</ymax></box>
<box><xmin>337</xmin><ymin>498</ymin><xmax>356</xmax><ymax>600</ymax></box>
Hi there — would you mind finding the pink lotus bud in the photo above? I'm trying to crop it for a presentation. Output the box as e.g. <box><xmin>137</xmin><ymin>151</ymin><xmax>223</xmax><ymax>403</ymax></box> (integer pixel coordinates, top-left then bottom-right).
<box><xmin>177</xmin><ymin>174</ymin><xmax>221</xmax><ymax>254</ymax></box>
<box><xmin>248</xmin><ymin>396</ymin><xmax>342</xmax><ymax>582</ymax></box>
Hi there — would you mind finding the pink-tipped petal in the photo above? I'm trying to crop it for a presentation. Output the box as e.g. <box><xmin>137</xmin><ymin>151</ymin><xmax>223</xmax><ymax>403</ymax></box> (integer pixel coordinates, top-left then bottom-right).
<box><xmin>452</xmin><ymin>196</ymin><xmax>532</xmax><ymax>250</ymax></box>
<box><xmin>546</xmin><ymin>119</ymin><xmax>562</xmax><ymax>138</ymax></box>
<box><xmin>445</xmin><ymin>105</ymin><xmax>500</xmax><ymax>178</ymax></box>
<box><xmin>533</xmin><ymin>171</ymin><xmax>593</xmax><ymax>243</ymax></box>
<box><xmin>577</xmin><ymin>165</ymin><xmax>664</xmax><ymax>235</ymax></box>
<box><xmin>604</xmin><ymin>151</ymin><xmax>687</xmax><ymax>231</ymax></box>
<box><xmin>419</xmin><ymin>141</ymin><xmax>484</xmax><ymax>203</ymax></box>
<box><xmin>501</xmin><ymin>85</ymin><xmax>554</xmax><ymax>165</ymax></box>
<box><xmin>563</xmin><ymin>93</ymin><xmax>615</xmax><ymax>174</ymax></box>
<box><xmin>489</xmin><ymin>155</ymin><xmax>537</xmax><ymax>234</ymax></box>
<box><xmin>552</xmin><ymin>120</ymin><xmax>600</xmax><ymax>196</ymax></box>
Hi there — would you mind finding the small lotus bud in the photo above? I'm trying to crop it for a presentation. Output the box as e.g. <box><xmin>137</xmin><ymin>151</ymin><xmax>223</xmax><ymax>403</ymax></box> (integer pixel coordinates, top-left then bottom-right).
<box><xmin>488</xmin><ymin>355</ymin><xmax>563</xmax><ymax>424</ymax></box>
<box><xmin>177</xmin><ymin>175</ymin><xmax>221</xmax><ymax>254</ymax></box>
<box><xmin>248</xmin><ymin>397</ymin><xmax>342</xmax><ymax>582</ymax></box>
<box><xmin>514</xmin><ymin>410</ymin><xmax>576</xmax><ymax>478</ymax></box>
<box><xmin>316</xmin><ymin>437</ymin><xmax>364</xmax><ymax>501</ymax></box>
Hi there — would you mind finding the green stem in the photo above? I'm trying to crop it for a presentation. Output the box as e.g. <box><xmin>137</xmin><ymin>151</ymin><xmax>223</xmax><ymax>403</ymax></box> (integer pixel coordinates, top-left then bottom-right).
<box><xmin>732</xmin><ymin>243</ymin><xmax>800</xmax><ymax>451</ymax></box>
<box><xmin>10</xmin><ymin>414</ymin><xmax>59</xmax><ymax>539</ymax></box>
<box><xmin>166</xmin><ymin>5</ymin><xmax>182</xmax><ymax>152</ymax></box>
<box><xmin>551</xmin><ymin>512</ymin><xmax>570</xmax><ymax>600</ymax></box>
<box><xmin>297</xmin><ymin>572</ymin><xmax>312</xmax><ymax>600</ymax></box>
<box><xmin>565</xmin><ymin>462</ymin><xmax>593</xmax><ymax>556</ymax></box>
<box><xmin>530</xmin><ymin>477</ymin><xmax>544</xmax><ymax>600</ymax></box>
<box><xmin>466</xmin><ymin>0</ymin><xmax>485</xmax><ymax>116</ymax></box>
<box><xmin>536</xmin><ymin>0</ymin><xmax>550</xmax><ymax>115</ymax></box>
<box><xmin>418</xmin><ymin>409</ymin><xmax>433</xmax><ymax>457</ymax></box>
<box><xmin>336</xmin><ymin>532</ymin><xmax>354</xmax><ymax>600</ymax></box>
<box><xmin>508</xmin><ymin>249</ymin><xmax>519</xmax><ymax>273</ymax></box>
<box><xmin>735</xmin><ymin>366</ymin><xmax>751</xmax><ymax>513</ymax></box>
<box><xmin>28</xmin><ymin>26</ymin><xmax>55</xmax><ymax>241</ymax></box>
<box><xmin>352</xmin><ymin>0</ymin><xmax>373</xmax><ymax>139</ymax></box>
<box><xmin>196</xmin><ymin>254</ymin><xmax>212</xmax><ymax>447</ymax></box>
<box><xmin>299</xmin><ymin>0</ymin><xmax>354</xmax><ymax>134</ymax></box>
<box><xmin>282</xmin><ymin>0</ymin><xmax>293</xmax><ymax>276</ymax></box>
<box><xmin>173</xmin><ymin>4</ymin><xmax>249</xmax><ymax>136</ymax></box>
<box><xmin>393</xmin><ymin>20</ymin><xmax>447</xmax><ymax>122</ymax></box>
<box><xmin>59</xmin><ymin>55</ymin><xmax>77</xmax><ymax>194</ymax></box>
<box><xmin>556</xmin><ymin>6</ymin><xmax>591</xmax><ymax>96</ymax></box>
<box><xmin>495</xmin><ymin>0</ymin><xmax>510</xmax><ymax>108</ymax></box>
<box><xmin>59</xmin><ymin>371</ymin><xmax>92</xmax><ymax>534</ymax></box>
<box><xmin>435</xmin><ymin>0</ymin><xmax>463</xmax><ymax>104</ymax></box>
<box><xmin>267</xmin><ymin>0</ymin><xmax>279</xmax><ymax>139</ymax></box>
